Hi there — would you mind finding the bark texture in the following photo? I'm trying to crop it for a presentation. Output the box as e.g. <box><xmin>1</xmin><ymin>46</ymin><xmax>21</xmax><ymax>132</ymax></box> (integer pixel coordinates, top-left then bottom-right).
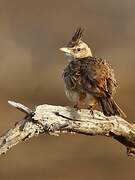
<box><xmin>0</xmin><ymin>101</ymin><xmax>135</xmax><ymax>157</ymax></box>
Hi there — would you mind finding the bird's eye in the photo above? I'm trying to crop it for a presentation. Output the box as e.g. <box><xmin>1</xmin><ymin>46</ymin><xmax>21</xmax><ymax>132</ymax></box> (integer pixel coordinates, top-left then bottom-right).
<box><xmin>77</xmin><ymin>48</ymin><xmax>81</xmax><ymax>52</ymax></box>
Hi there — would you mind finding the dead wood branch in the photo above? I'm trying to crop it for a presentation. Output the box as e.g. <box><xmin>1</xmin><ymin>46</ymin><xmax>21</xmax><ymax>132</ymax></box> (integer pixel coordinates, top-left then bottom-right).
<box><xmin>0</xmin><ymin>101</ymin><xmax>135</xmax><ymax>157</ymax></box>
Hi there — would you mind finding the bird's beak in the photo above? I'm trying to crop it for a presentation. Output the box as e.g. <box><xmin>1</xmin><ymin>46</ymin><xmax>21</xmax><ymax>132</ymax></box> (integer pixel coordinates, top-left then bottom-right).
<box><xmin>59</xmin><ymin>47</ymin><xmax>71</xmax><ymax>54</ymax></box>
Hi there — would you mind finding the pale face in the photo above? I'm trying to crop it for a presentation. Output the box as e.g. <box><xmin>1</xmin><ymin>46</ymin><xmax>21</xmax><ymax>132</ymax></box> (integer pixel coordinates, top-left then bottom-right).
<box><xmin>60</xmin><ymin>40</ymin><xmax>92</xmax><ymax>60</ymax></box>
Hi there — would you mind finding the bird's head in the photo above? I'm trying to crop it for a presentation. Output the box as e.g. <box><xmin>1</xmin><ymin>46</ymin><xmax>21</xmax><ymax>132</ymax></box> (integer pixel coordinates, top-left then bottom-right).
<box><xmin>60</xmin><ymin>28</ymin><xmax>92</xmax><ymax>60</ymax></box>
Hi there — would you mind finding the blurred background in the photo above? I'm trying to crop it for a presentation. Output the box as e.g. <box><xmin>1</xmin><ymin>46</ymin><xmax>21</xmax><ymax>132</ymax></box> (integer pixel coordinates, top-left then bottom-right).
<box><xmin>0</xmin><ymin>0</ymin><xmax>135</xmax><ymax>179</ymax></box>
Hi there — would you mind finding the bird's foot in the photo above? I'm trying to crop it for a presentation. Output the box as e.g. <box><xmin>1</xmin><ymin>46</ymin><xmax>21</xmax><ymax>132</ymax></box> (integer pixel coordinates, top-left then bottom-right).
<box><xmin>88</xmin><ymin>106</ymin><xmax>95</xmax><ymax>119</ymax></box>
<box><xmin>74</xmin><ymin>104</ymin><xmax>81</xmax><ymax>112</ymax></box>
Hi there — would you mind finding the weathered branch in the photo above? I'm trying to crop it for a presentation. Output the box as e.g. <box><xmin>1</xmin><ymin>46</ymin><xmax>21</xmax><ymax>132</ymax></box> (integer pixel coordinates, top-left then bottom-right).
<box><xmin>0</xmin><ymin>101</ymin><xmax>135</xmax><ymax>157</ymax></box>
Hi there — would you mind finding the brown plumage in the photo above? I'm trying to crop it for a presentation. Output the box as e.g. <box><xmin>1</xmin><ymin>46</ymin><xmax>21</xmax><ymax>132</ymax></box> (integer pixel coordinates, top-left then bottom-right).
<box><xmin>60</xmin><ymin>28</ymin><xmax>126</xmax><ymax>118</ymax></box>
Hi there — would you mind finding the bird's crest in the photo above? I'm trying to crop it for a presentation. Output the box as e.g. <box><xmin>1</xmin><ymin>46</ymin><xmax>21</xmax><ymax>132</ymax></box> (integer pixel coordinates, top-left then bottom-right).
<box><xmin>67</xmin><ymin>27</ymin><xmax>84</xmax><ymax>47</ymax></box>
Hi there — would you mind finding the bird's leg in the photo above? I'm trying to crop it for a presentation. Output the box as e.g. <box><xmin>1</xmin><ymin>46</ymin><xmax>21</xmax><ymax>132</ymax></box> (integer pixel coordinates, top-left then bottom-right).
<box><xmin>74</xmin><ymin>93</ymin><xmax>86</xmax><ymax>111</ymax></box>
<box><xmin>88</xmin><ymin>105</ymin><xmax>95</xmax><ymax>118</ymax></box>
<box><xmin>74</xmin><ymin>102</ymin><xmax>81</xmax><ymax>111</ymax></box>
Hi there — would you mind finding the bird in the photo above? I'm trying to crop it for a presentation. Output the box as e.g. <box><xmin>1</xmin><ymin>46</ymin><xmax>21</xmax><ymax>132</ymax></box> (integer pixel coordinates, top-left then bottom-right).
<box><xmin>60</xmin><ymin>28</ymin><xmax>126</xmax><ymax>118</ymax></box>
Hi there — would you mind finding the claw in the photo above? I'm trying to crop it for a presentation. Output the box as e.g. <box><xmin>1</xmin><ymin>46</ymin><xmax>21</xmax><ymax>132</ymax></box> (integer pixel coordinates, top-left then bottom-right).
<box><xmin>89</xmin><ymin>106</ymin><xmax>95</xmax><ymax>118</ymax></box>
<box><xmin>74</xmin><ymin>104</ymin><xmax>81</xmax><ymax>111</ymax></box>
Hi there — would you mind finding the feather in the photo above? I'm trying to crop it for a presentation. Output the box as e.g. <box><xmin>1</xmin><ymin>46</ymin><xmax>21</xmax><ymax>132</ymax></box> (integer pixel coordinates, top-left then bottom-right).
<box><xmin>67</xmin><ymin>27</ymin><xmax>84</xmax><ymax>47</ymax></box>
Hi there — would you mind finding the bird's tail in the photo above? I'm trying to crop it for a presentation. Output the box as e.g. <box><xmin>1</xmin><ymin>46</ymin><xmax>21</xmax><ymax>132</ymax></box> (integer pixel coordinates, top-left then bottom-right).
<box><xmin>99</xmin><ymin>97</ymin><xmax>126</xmax><ymax>118</ymax></box>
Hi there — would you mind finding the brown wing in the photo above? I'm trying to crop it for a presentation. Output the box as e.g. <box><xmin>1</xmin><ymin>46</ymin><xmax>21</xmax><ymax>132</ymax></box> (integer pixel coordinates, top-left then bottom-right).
<box><xmin>63</xmin><ymin>60</ymin><xmax>82</xmax><ymax>90</ymax></box>
<box><xmin>80</xmin><ymin>56</ymin><xmax>117</xmax><ymax>98</ymax></box>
